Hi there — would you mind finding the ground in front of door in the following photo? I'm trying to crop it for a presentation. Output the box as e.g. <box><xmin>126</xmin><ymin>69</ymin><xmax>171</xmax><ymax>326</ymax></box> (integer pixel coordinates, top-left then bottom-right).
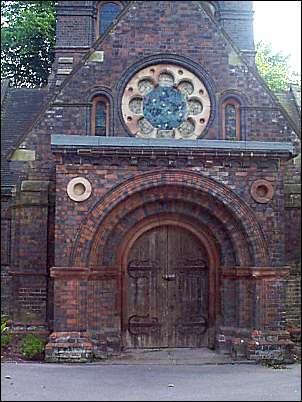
<box><xmin>1</xmin><ymin>359</ymin><xmax>301</xmax><ymax>401</ymax></box>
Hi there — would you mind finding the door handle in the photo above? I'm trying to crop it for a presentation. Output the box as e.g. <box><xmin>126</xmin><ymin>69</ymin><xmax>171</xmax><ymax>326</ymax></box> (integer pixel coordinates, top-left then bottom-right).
<box><xmin>162</xmin><ymin>274</ymin><xmax>176</xmax><ymax>281</ymax></box>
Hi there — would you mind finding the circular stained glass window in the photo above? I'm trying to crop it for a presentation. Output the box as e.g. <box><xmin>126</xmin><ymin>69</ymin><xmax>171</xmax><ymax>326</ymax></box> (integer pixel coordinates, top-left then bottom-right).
<box><xmin>121</xmin><ymin>64</ymin><xmax>211</xmax><ymax>139</ymax></box>
<box><xmin>143</xmin><ymin>86</ymin><xmax>187</xmax><ymax>130</ymax></box>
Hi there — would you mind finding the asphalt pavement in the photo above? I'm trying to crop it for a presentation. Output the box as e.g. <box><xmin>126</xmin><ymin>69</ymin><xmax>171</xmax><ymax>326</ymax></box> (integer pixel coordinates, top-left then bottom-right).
<box><xmin>1</xmin><ymin>362</ymin><xmax>301</xmax><ymax>401</ymax></box>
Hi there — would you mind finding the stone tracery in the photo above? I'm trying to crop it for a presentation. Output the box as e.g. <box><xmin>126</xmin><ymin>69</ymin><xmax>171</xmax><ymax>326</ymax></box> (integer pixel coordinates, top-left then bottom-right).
<box><xmin>121</xmin><ymin>64</ymin><xmax>211</xmax><ymax>139</ymax></box>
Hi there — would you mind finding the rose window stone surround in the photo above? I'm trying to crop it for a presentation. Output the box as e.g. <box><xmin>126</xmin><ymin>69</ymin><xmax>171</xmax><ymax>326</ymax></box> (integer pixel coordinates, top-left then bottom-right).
<box><xmin>121</xmin><ymin>64</ymin><xmax>211</xmax><ymax>139</ymax></box>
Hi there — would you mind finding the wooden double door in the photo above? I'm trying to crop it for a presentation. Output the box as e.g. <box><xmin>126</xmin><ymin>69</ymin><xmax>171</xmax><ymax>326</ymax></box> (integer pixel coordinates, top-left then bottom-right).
<box><xmin>124</xmin><ymin>225</ymin><xmax>209</xmax><ymax>348</ymax></box>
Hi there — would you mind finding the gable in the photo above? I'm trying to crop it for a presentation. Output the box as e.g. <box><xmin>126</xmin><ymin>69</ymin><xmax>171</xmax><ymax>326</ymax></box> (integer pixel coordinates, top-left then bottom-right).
<box><xmin>11</xmin><ymin>0</ymin><xmax>300</xmax><ymax>156</ymax></box>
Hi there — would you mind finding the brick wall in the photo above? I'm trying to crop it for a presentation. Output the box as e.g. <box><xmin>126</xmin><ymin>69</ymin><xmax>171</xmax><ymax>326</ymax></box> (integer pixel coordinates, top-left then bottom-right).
<box><xmin>284</xmin><ymin>157</ymin><xmax>301</xmax><ymax>330</ymax></box>
<box><xmin>45</xmin><ymin>158</ymin><xmax>290</xmax><ymax>340</ymax></box>
<box><xmin>218</xmin><ymin>1</ymin><xmax>255</xmax><ymax>52</ymax></box>
<box><xmin>53</xmin><ymin>156</ymin><xmax>286</xmax><ymax>268</ymax></box>
<box><xmin>286</xmin><ymin>266</ymin><xmax>301</xmax><ymax>328</ymax></box>
<box><xmin>1</xmin><ymin>194</ymin><xmax>12</xmax><ymax>315</ymax></box>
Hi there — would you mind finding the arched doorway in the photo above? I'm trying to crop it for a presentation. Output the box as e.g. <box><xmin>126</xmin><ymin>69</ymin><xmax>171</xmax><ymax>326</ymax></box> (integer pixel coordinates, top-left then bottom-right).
<box><xmin>46</xmin><ymin>170</ymin><xmax>276</xmax><ymax>363</ymax></box>
<box><xmin>68</xmin><ymin>170</ymin><xmax>270</xmax><ymax>353</ymax></box>
<box><xmin>121</xmin><ymin>221</ymin><xmax>215</xmax><ymax>349</ymax></box>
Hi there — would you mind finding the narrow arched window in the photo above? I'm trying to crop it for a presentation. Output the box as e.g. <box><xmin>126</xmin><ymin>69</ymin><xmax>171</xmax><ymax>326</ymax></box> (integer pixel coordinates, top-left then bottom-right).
<box><xmin>222</xmin><ymin>98</ymin><xmax>240</xmax><ymax>140</ymax></box>
<box><xmin>92</xmin><ymin>96</ymin><xmax>109</xmax><ymax>136</ymax></box>
<box><xmin>97</xmin><ymin>2</ymin><xmax>122</xmax><ymax>36</ymax></box>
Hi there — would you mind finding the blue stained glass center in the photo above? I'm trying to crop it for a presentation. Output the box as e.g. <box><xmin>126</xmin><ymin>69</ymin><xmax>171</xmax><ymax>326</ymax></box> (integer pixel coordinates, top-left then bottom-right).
<box><xmin>143</xmin><ymin>86</ymin><xmax>187</xmax><ymax>130</ymax></box>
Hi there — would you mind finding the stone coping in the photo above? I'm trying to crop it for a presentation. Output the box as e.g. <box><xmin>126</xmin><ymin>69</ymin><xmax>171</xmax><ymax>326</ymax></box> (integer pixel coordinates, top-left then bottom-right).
<box><xmin>51</xmin><ymin>134</ymin><xmax>295</xmax><ymax>156</ymax></box>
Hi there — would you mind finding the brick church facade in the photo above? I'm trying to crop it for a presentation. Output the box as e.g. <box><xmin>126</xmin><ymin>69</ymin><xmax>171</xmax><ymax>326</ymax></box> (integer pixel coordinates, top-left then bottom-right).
<box><xmin>1</xmin><ymin>1</ymin><xmax>301</xmax><ymax>362</ymax></box>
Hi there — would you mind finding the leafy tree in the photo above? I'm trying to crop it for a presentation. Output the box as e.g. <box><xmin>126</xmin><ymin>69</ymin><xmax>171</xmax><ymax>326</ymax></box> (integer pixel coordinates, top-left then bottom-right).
<box><xmin>1</xmin><ymin>0</ymin><xmax>56</xmax><ymax>87</ymax></box>
<box><xmin>255</xmin><ymin>41</ymin><xmax>300</xmax><ymax>92</ymax></box>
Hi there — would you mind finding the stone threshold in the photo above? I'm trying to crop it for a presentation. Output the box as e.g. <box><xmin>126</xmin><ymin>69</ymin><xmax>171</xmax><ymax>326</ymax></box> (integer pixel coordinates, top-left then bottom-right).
<box><xmin>85</xmin><ymin>348</ymin><xmax>257</xmax><ymax>366</ymax></box>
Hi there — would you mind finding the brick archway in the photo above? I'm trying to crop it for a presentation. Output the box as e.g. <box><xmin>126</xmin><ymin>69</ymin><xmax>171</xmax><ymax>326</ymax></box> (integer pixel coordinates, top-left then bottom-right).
<box><xmin>89</xmin><ymin>188</ymin><xmax>246</xmax><ymax>267</ymax></box>
<box><xmin>71</xmin><ymin>170</ymin><xmax>269</xmax><ymax>268</ymax></box>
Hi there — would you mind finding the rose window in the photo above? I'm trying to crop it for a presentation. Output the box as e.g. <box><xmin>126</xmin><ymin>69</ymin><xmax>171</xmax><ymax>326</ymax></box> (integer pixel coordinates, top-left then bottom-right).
<box><xmin>121</xmin><ymin>64</ymin><xmax>211</xmax><ymax>139</ymax></box>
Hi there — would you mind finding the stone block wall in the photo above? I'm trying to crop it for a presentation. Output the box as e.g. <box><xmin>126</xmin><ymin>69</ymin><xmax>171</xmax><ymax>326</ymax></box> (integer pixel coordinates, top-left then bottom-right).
<box><xmin>7</xmin><ymin>181</ymin><xmax>50</xmax><ymax>331</ymax></box>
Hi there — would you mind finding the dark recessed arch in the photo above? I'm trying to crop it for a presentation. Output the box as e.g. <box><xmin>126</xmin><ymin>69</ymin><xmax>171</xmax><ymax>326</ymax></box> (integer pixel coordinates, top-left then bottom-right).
<box><xmin>95</xmin><ymin>192</ymin><xmax>239</xmax><ymax>267</ymax></box>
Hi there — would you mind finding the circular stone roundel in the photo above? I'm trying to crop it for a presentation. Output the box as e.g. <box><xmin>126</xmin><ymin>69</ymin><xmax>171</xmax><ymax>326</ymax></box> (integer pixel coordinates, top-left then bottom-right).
<box><xmin>121</xmin><ymin>64</ymin><xmax>211</xmax><ymax>139</ymax></box>
<box><xmin>67</xmin><ymin>177</ymin><xmax>92</xmax><ymax>202</ymax></box>
<box><xmin>250</xmin><ymin>179</ymin><xmax>274</xmax><ymax>204</ymax></box>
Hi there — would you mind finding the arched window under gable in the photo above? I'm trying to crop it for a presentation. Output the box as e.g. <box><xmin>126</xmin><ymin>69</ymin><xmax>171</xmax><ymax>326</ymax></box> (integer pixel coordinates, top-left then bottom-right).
<box><xmin>222</xmin><ymin>98</ymin><xmax>241</xmax><ymax>140</ymax></box>
<box><xmin>96</xmin><ymin>1</ymin><xmax>122</xmax><ymax>37</ymax></box>
<box><xmin>91</xmin><ymin>95</ymin><xmax>110</xmax><ymax>136</ymax></box>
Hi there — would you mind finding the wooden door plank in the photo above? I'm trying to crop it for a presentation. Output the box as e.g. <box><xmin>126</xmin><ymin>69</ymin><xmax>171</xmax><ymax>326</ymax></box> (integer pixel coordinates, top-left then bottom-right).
<box><xmin>167</xmin><ymin>226</ymin><xmax>209</xmax><ymax>347</ymax></box>
<box><xmin>126</xmin><ymin>226</ymin><xmax>168</xmax><ymax>348</ymax></box>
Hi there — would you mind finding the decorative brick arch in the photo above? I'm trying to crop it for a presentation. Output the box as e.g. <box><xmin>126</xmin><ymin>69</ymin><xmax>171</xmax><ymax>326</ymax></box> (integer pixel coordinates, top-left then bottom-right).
<box><xmin>89</xmin><ymin>187</ymin><xmax>246</xmax><ymax>267</ymax></box>
<box><xmin>71</xmin><ymin>170</ymin><xmax>269</xmax><ymax>267</ymax></box>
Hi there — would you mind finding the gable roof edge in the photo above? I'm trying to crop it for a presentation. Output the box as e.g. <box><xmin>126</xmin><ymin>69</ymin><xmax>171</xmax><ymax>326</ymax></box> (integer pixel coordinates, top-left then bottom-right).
<box><xmin>290</xmin><ymin>84</ymin><xmax>301</xmax><ymax>117</ymax></box>
<box><xmin>198</xmin><ymin>1</ymin><xmax>301</xmax><ymax>138</ymax></box>
<box><xmin>7</xmin><ymin>1</ymin><xmax>135</xmax><ymax>159</ymax></box>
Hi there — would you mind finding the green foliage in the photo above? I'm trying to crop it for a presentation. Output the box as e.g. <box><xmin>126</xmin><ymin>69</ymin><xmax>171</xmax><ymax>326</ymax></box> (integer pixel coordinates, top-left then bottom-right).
<box><xmin>1</xmin><ymin>334</ymin><xmax>12</xmax><ymax>348</ymax></box>
<box><xmin>1</xmin><ymin>315</ymin><xmax>11</xmax><ymax>349</ymax></box>
<box><xmin>1</xmin><ymin>0</ymin><xmax>56</xmax><ymax>87</ymax></box>
<box><xmin>255</xmin><ymin>41</ymin><xmax>301</xmax><ymax>92</ymax></box>
<box><xmin>20</xmin><ymin>334</ymin><xmax>45</xmax><ymax>359</ymax></box>
<box><xmin>1</xmin><ymin>315</ymin><xmax>9</xmax><ymax>334</ymax></box>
